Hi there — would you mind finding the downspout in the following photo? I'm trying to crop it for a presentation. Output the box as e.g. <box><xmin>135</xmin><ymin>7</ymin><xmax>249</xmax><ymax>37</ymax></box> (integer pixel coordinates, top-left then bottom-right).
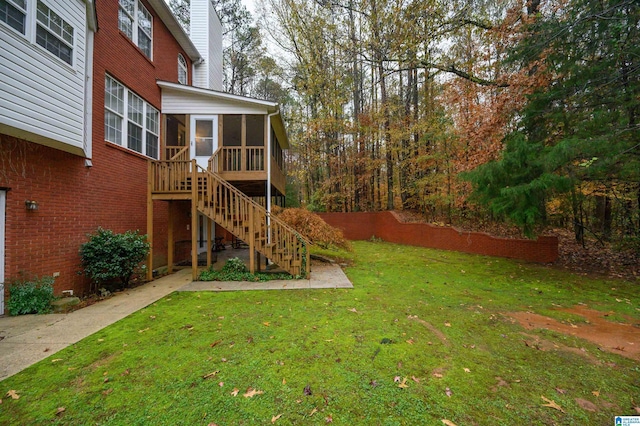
<box><xmin>266</xmin><ymin>109</ymin><xmax>279</xmax><ymax>245</ymax></box>
<box><xmin>84</xmin><ymin>0</ymin><xmax>96</xmax><ymax>167</ymax></box>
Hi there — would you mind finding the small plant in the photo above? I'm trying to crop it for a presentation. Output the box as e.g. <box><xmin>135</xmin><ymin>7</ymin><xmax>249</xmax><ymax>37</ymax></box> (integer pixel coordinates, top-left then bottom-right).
<box><xmin>6</xmin><ymin>275</ymin><xmax>56</xmax><ymax>315</ymax></box>
<box><xmin>222</xmin><ymin>257</ymin><xmax>248</xmax><ymax>274</ymax></box>
<box><xmin>199</xmin><ymin>258</ymin><xmax>294</xmax><ymax>282</ymax></box>
<box><xmin>80</xmin><ymin>228</ymin><xmax>150</xmax><ymax>292</ymax></box>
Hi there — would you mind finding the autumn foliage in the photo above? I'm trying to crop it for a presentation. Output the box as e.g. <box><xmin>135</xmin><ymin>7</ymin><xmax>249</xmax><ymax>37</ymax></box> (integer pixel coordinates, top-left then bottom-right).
<box><xmin>272</xmin><ymin>207</ymin><xmax>352</xmax><ymax>251</ymax></box>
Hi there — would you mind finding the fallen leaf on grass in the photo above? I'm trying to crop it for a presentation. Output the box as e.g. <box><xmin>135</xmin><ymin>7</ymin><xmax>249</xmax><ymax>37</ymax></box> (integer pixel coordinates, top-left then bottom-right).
<box><xmin>309</xmin><ymin>408</ymin><xmax>318</xmax><ymax>416</ymax></box>
<box><xmin>348</xmin><ymin>308</ymin><xmax>358</xmax><ymax>313</ymax></box>
<box><xmin>398</xmin><ymin>378</ymin><xmax>409</xmax><ymax>389</ymax></box>
<box><xmin>369</xmin><ymin>380</ymin><xmax>379</xmax><ymax>387</ymax></box>
<box><xmin>51</xmin><ymin>359</ymin><xmax>63</xmax><ymax>363</ymax></box>
<box><xmin>411</xmin><ymin>376</ymin><xmax>420</xmax><ymax>383</ymax></box>
<box><xmin>210</xmin><ymin>340</ymin><xmax>222</xmax><ymax>348</ymax></box>
<box><xmin>463</xmin><ymin>368</ymin><xmax>470</xmax><ymax>373</ymax></box>
<box><xmin>138</xmin><ymin>327</ymin><xmax>150</xmax><ymax>333</ymax></box>
<box><xmin>406</xmin><ymin>339</ymin><xmax>414</xmax><ymax>344</ymax></box>
<box><xmin>555</xmin><ymin>388</ymin><xmax>567</xmax><ymax>395</ymax></box>
<box><xmin>202</xmin><ymin>371</ymin><xmax>220</xmax><ymax>380</ymax></box>
<box><xmin>442</xmin><ymin>420</ymin><xmax>457</xmax><ymax>426</ymax></box>
<box><xmin>56</xmin><ymin>407</ymin><xmax>66</xmax><ymax>416</ymax></box>
<box><xmin>444</xmin><ymin>322</ymin><xmax>451</xmax><ymax>327</ymax></box>
<box><xmin>575</xmin><ymin>398</ymin><xmax>597</xmax><ymax>412</ymax></box>
<box><xmin>231</xmin><ymin>388</ymin><xmax>239</xmax><ymax>397</ymax></box>
<box><xmin>304</xmin><ymin>385</ymin><xmax>312</xmax><ymax>396</ymax></box>
<box><xmin>102</xmin><ymin>389</ymin><xmax>113</xmax><ymax>396</ymax></box>
<box><xmin>541</xmin><ymin>395</ymin><xmax>565</xmax><ymax>412</ymax></box>
<box><xmin>263</xmin><ymin>322</ymin><xmax>270</xmax><ymax>327</ymax></box>
<box><xmin>433</xmin><ymin>373</ymin><xmax>443</xmax><ymax>378</ymax></box>
<box><xmin>592</xmin><ymin>390</ymin><xmax>600</xmax><ymax>397</ymax></box>
<box><xmin>445</xmin><ymin>387</ymin><xmax>453</xmax><ymax>397</ymax></box>
<box><xmin>6</xmin><ymin>390</ymin><xmax>19</xmax><ymax>400</ymax></box>
<box><xmin>282</xmin><ymin>378</ymin><xmax>286</xmax><ymax>385</ymax></box>
<box><xmin>271</xmin><ymin>414</ymin><xmax>282</xmax><ymax>423</ymax></box>
<box><xmin>325</xmin><ymin>415</ymin><xmax>333</xmax><ymax>423</ymax></box>
<box><xmin>634</xmin><ymin>406</ymin><xmax>640</xmax><ymax>414</ymax></box>
<box><xmin>218</xmin><ymin>382</ymin><xmax>224</xmax><ymax>387</ymax></box>
<box><xmin>243</xmin><ymin>388</ymin><xmax>264</xmax><ymax>398</ymax></box>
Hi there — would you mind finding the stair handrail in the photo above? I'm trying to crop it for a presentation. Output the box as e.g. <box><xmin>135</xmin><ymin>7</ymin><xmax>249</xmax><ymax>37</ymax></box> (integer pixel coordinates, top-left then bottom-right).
<box><xmin>194</xmin><ymin>162</ymin><xmax>311</xmax><ymax>243</ymax></box>
<box><xmin>170</xmin><ymin>146</ymin><xmax>190</xmax><ymax>161</ymax></box>
<box><xmin>208</xmin><ymin>147</ymin><xmax>223</xmax><ymax>173</ymax></box>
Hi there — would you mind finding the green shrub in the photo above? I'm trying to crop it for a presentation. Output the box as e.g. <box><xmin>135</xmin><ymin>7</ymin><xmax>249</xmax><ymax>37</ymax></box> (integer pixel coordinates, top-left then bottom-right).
<box><xmin>6</xmin><ymin>275</ymin><xmax>55</xmax><ymax>315</ymax></box>
<box><xmin>80</xmin><ymin>228</ymin><xmax>150</xmax><ymax>291</ymax></box>
<box><xmin>199</xmin><ymin>258</ymin><xmax>293</xmax><ymax>282</ymax></box>
<box><xmin>222</xmin><ymin>257</ymin><xmax>248</xmax><ymax>274</ymax></box>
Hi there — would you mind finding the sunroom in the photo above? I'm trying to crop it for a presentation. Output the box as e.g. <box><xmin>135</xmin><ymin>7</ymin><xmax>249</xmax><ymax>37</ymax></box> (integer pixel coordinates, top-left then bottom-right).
<box><xmin>157</xmin><ymin>81</ymin><xmax>288</xmax><ymax>207</ymax></box>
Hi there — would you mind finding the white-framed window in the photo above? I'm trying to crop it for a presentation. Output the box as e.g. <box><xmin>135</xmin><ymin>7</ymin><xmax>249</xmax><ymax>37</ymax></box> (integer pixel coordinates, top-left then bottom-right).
<box><xmin>0</xmin><ymin>0</ymin><xmax>27</xmax><ymax>34</ymax></box>
<box><xmin>104</xmin><ymin>75</ymin><xmax>159</xmax><ymax>159</ymax></box>
<box><xmin>0</xmin><ymin>0</ymin><xmax>75</xmax><ymax>66</ymax></box>
<box><xmin>118</xmin><ymin>0</ymin><xmax>152</xmax><ymax>59</ymax></box>
<box><xmin>177</xmin><ymin>53</ymin><xmax>187</xmax><ymax>85</ymax></box>
<box><xmin>35</xmin><ymin>1</ymin><xmax>73</xmax><ymax>65</ymax></box>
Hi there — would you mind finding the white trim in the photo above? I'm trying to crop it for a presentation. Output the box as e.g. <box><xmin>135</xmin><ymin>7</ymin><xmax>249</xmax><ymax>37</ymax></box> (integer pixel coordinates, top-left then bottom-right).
<box><xmin>157</xmin><ymin>80</ymin><xmax>278</xmax><ymax>109</ymax></box>
<box><xmin>83</xmin><ymin>26</ymin><xmax>93</xmax><ymax>160</ymax></box>
<box><xmin>177</xmin><ymin>53</ymin><xmax>187</xmax><ymax>84</ymax></box>
<box><xmin>190</xmin><ymin>115</ymin><xmax>218</xmax><ymax>169</ymax></box>
<box><xmin>104</xmin><ymin>74</ymin><xmax>160</xmax><ymax>159</ymax></box>
<box><xmin>0</xmin><ymin>190</ymin><xmax>5</xmax><ymax>316</ymax></box>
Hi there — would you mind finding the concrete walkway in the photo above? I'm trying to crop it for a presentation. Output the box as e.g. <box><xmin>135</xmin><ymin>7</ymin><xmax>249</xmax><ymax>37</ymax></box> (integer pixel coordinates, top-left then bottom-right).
<box><xmin>0</xmin><ymin>264</ymin><xmax>352</xmax><ymax>381</ymax></box>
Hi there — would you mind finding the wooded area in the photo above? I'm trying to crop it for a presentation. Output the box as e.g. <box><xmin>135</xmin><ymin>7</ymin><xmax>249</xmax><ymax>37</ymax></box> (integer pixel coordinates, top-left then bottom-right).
<box><xmin>171</xmin><ymin>0</ymin><xmax>639</xmax><ymax>252</ymax></box>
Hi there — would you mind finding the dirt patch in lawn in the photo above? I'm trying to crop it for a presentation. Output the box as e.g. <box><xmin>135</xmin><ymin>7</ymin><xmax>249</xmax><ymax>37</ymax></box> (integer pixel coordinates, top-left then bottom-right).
<box><xmin>507</xmin><ymin>305</ymin><xmax>640</xmax><ymax>361</ymax></box>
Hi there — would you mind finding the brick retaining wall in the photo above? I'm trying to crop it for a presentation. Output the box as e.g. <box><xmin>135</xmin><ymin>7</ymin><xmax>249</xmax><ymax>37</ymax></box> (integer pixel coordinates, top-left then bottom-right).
<box><xmin>317</xmin><ymin>211</ymin><xmax>558</xmax><ymax>263</ymax></box>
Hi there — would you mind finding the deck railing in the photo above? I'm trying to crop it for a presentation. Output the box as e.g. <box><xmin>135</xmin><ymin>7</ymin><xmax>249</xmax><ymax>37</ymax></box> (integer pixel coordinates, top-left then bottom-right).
<box><xmin>150</xmin><ymin>158</ymin><xmax>311</xmax><ymax>277</ymax></box>
<box><xmin>166</xmin><ymin>145</ymin><xmax>189</xmax><ymax>161</ymax></box>
<box><xmin>209</xmin><ymin>147</ymin><xmax>266</xmax><ymax>172</ymax></box>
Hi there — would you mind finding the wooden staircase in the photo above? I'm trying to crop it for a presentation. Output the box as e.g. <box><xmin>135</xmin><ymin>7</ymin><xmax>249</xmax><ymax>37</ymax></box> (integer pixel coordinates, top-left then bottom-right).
<box><xmin>149</xmin><ymin>158</ymin><xmax>310</xmax><ymax>278</ymax></box>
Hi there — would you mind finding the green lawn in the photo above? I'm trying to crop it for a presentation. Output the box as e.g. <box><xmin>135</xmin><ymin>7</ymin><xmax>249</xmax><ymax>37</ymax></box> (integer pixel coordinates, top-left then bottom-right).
<box><xmin>1</xmin><ymin>241</ymin><xmax>638</xmax><ymax>425</ymax></box>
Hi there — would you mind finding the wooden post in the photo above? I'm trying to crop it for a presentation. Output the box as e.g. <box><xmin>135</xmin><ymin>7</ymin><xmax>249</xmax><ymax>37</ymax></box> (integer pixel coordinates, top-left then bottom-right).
<box><xmin>167</xmin><ymin>200</ymin><xmax>174</xmax><ymax>274</ymax></box>
<box><xmin>191</xmin><ymin>160</ymin><xmax>198</xmax><ymax>281</ymax></box>
<box><xmin>207</xmin><ymin>216</ymin><xmax>213</xmax><ymax>268</ymax></box>
<box><xmin>146</xmin><ymin>162</ymin><xmax>154</xmax><ymax>282</ymax></box>
<box><xmin>249</xmin><ymin>205</ymin><xmax>255</xmax><ymax>273</ymax></box>
<box><xmin>306</xmin><ymin>243</ymin><xmax>311</xmax><ymax>279</ymax></box>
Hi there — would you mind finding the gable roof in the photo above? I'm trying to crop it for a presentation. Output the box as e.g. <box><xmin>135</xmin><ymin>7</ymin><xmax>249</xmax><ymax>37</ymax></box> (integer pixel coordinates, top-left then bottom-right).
<box><xmin>157</xmin><ymin>80</ymin><xmax>290</xmax><ymax>148</ymax></box>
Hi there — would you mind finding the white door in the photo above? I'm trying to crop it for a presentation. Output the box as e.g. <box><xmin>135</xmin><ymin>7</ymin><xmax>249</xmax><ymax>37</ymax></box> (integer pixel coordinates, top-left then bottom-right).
<box><xmin>0</xmin><ymin>190</ymin><xmax>5</xmax><ymax>315</ymax></box>
<box><xmin>190</xmin><ymin>116</ymin><xmax>218</xmax><ymax>169</ymax></box>
<box><xmin>197</xmin><ymin>214</ymin><xmax>212</xmax><ymax>255</ymax></box>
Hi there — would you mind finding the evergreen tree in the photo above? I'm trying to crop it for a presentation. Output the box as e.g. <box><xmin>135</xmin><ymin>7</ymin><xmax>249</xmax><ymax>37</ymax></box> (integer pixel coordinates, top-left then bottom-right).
<box><xmin>464</xmin><ymin>0</ymin><xmax>640</xmax><ymax>239</ymax></box>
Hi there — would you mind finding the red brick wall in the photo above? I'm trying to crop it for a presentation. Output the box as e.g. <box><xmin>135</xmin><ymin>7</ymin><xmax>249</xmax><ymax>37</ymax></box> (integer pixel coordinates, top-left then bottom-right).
<box><xmin>317</xmin><ymin>211</ymin><xmax>559</xmax><ymax>263</ymax></box>
<box><xmin>0</xmin><ymin>1</ymin><xmax>194</xmax><ymax>296</ymax></box>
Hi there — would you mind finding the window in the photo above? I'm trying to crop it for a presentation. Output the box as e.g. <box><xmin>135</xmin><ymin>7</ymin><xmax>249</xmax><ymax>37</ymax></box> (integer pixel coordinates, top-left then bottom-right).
<box><xmin>0</xmin><ymin>0</ymin><xmax>27</xmax><ymax>34</ymax></box>
<box><xmin>177</xmin><ymin>53</ymin><xmax>187</xmax><ymax>85</ymax></box>
<box><xmin>36</xmin><ymin>1</ymin><xmax>73</xmax><ymax>65</ymax></box>
<box><xmin>1</xmin><ymin>0</ymin><xmax>75</xmax><ymax>66</ymax></box>
<box><xmin>104</xmin><ymin>75</ymin><xmax>159</xmax><ymax>159</ymax></box>
<box><xmin>118</xmin><ymin>0</ymin><xmax>152</xmax><ymax>58</ymax></box>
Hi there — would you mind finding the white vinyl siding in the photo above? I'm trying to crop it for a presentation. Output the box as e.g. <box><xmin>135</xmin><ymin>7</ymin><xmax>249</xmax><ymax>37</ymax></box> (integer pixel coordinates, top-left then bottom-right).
<box><xmin>161</xmin><ymin>89</ymin><xmax>269</xmax><ymax>115</ymax></box>
<box><xmin>190</xmin><ymin>0</ymin><xmax>222</xmax><ymax>90</ymax></box>
<box><xmin>104</xmin><ymin>75</ymin><xmax>159</xmax><ymax>159</ymax></box>
<box><xmin>118</xmin><ymin>0</ymin><xmax>152</xmax><ymax>59</ymax></box>
<box><xmin>0</xmin><ymin>0</ymin><xmax>87</xmax><ymax>154</ymax></box>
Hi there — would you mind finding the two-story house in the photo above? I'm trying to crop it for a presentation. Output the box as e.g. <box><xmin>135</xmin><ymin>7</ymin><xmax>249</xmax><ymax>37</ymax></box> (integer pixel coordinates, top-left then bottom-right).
<box><xmin>0</xmin><ymin>0</ymin><xmax>307</xmax><ymax>314</ymax></box>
